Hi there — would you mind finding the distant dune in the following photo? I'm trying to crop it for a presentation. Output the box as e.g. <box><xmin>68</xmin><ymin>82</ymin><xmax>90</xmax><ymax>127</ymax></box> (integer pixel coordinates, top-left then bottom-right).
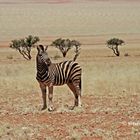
<box><xmin>0</xmin><ymin>0</ymin><xmax>140</xmax><ymax>42</ymax></box>
<box><xmin>0</xmin><ymin>0</ymin><xmax>72</xmax><ymax>4</ymax></box>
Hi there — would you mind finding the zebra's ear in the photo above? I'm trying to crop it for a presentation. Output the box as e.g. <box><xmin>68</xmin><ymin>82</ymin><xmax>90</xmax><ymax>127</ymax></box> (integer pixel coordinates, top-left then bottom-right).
<box><xmin>45</xmin><ymin>45</ymin><xmax>48</xmax><ymax>51</ymax></box>
<box><xmin>37</xmin><ymin>45</ymin><xmax>44</xmax><ymax>54</ymax></box>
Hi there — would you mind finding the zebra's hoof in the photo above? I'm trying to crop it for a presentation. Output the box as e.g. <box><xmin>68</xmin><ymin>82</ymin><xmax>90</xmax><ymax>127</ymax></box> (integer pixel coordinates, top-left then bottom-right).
<box><xmin>48</xmin><ymin>107</ymin><xmax>54</xmax><ymax>112</ymax></box>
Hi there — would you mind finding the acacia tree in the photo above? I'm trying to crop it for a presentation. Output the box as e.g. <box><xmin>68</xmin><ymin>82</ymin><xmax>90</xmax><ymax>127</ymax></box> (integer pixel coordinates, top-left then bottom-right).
<box><xmin>51</xmin><ymin>38</ymin><xmax>71</xmax><ymax>57</ymax></box>
<box><xmin>10</xmin><ymin>35</ymin><xmax>39</xmax><ymax>60</ymax></box>
<box><xmin>106</xmin><ymin>38</ymin><xmax>124</xmax><ymax>56</ymax></box>
<box><xmin>51</xmin><ymin>38</ymin><xmax>81</xmax><ymax>61</ymax></box>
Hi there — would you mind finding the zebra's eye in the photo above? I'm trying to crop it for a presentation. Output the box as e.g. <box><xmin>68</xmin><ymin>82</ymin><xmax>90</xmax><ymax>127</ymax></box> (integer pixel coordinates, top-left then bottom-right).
<box><xmin>46</xmin><ymin>58</ymin><xmax>51</xmax><ymax>66</ymax></box>
<box><xmin>46</xmin><ymin>58</ymin><xmax>50</xmax><ymax>62</ymax></box>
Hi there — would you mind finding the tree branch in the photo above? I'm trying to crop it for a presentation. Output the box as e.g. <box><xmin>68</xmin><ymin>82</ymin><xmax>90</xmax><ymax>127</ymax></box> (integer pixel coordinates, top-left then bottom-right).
<box><xmin>18</xmin><ymin>49</ymin><xmax>30</xmax><ymax>60</ymax></box>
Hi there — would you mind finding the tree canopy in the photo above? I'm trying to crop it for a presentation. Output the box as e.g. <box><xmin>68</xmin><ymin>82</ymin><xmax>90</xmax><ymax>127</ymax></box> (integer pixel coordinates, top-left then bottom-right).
<box><xmin>106</xmin><ymin>38</ymin><xmax>125</xmax><ymax>56</ymax></box>
<box><xmin>10</xmin><ymin>35</ymin><xmax>39</xmax><ymax>60</ymax></box>
<box><xmin>51</xmin><ymin>38</ymin><xmax>81</xmax><ymax>61</ymax></box>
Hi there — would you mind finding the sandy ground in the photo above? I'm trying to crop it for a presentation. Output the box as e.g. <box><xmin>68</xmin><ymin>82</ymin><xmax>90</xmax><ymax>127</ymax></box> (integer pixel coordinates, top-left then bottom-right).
<box><xmin>0</xmin><ymin>42</ymin><xmax>140</xmax><ymax>139</ymax></box>
<box><xmin>0</xmin><ymin>94</ymin><xmax>140</xmax><ymax>139</ymax></box>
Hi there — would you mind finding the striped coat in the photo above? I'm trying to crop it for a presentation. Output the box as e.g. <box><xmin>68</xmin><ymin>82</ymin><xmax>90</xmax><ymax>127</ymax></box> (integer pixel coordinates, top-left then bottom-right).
<box><xmin>37</xmin><ymin>60</ymin><xmax>81</xmax><ymax>87</ymax></box>
<box><xmin>36</xmin><ymin>45</ymin><xmax>82</xmax><ymax>111</ymax></box>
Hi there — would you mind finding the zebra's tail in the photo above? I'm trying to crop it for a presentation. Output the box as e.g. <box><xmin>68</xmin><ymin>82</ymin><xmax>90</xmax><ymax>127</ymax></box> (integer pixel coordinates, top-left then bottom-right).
<box><xmin>79</xmin><ymin>77</ymin><xmax>82</xmax><ymax>95</ymax></box>
<box><xmin>73</xmin><ymin>46</ymin><xmax>80</xmax><ymax>61</ymax></box>
<box><xmin>73</xmin><ymin>52</ymin><xmax>80</xmax><ymax>61</ymax></box>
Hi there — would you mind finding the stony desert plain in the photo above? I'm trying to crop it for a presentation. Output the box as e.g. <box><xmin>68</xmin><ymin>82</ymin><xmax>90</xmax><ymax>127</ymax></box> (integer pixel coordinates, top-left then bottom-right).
<box><xmin>0</xmin><ymin>0</ymin><xmax>140</xmax><ymax>139</ymax></box>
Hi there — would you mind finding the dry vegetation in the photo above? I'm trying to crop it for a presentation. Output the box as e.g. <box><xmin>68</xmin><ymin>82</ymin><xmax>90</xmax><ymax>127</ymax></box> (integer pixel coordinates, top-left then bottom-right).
<box><xmin>0</xmin><ymin>0</ymin><xmax>140</xmax><ymax>139</ymax></box>
<box><xmin>0</xmin><ymin>38</ymin><xmax>140</xmax><ymax>139</ymax></box>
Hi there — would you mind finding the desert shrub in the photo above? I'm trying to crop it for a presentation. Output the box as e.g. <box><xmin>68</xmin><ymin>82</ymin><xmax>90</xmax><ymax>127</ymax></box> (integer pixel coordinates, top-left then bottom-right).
<box><xmin>53</xmin><ymin>53</ymin><xmax>61</xmax><ymax>60</ymax></box>
<box><xmin>7</xmin><ymin>55</ymin><xmax>13</xmax><ymax>59</ymax></box>
<box><xmin>124</xmin><ymin>53</ymin><xmax>129</xmax><ymax>57</ymax></box>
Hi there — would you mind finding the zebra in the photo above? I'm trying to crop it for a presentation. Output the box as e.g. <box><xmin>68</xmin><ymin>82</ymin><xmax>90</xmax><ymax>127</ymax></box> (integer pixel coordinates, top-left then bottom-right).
<box><xmin>36</xmin><ymin>45</ymin><xmax>82</xmax><ymax>111</ymax></box>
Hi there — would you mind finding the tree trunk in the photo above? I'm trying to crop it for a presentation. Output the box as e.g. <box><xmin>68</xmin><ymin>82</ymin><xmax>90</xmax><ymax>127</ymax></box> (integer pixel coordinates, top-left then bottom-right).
<box><xmin>28</xmin><ymin>54</ymin><xmax>32</xmax><ymax>60</ymax></box>
<box><xmin>27</xmin><ymin>50</ymin><xmax>32</xmax><ymax>60</ymax></box>
<box><xmin>112</xmin><ymin>45</ymin><xmax>120</xmax><ymax>56</ymax></box>
<box><xmin>18</xmin><ymin>49</ymin><xmax>29</xmax><ymax>60</ymax></box>
<box><xmin>62</xmin><ymin>52</ymin><xmax>66</xmax><ymax>57</ymax></box>
<box><xmin>115</xmin><ymin>46</ymin><xmax>120</xmax><ymax>56</ymax></box>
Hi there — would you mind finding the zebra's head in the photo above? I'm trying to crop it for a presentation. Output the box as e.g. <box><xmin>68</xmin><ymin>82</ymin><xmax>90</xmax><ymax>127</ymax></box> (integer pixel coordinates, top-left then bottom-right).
<box><xmin>37</xmin><ymin>45</ymin><xmax>52</xmax><ymax>66</ymax></box>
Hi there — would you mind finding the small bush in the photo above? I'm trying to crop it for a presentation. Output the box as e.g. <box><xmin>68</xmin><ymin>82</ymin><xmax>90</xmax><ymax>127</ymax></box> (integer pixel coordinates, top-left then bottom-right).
<box><xmin>53</xmin><ymin>54</ymin><xmax>61</xmax><ymax>60</ymax></box>
<box><xmin>124</xmin><ymin>53</ymin><xmax>129</xmax><ymax>57</ymax></box>
<box><xmin>7</xmin><ymin>55</ymin><xmax>13</xmax><ymax>59</ymax></box>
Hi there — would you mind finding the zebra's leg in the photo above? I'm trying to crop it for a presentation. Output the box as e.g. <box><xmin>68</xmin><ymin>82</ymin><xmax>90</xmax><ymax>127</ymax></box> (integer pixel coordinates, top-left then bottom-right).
<box><xmin>40</xmin><ymin>83</ymin><xmax>47</xmax><ymax>110</ymax></box>
<box><xmin>73</xmin><ymin>81</ymin><xmax>82</xmax><ymax>107</ymax></box>
<box><xmin>48</xmin><ymin>86</ymin><xmax>54</xmax><ymax>111</ymax></box>
<box><xmin>67</xmin><ymin>83</ymin><xmax>79</xmax><ymax>109</ymax></box>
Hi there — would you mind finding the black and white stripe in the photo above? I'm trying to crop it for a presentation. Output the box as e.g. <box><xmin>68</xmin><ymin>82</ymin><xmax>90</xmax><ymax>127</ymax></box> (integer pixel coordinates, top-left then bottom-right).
<box><xmin>36</xmin><ymin>45</ymin><xmax>82</xmax><ymax>111</ymax></box>
<box><xmin>37</xmin><ymin>60</ymin><xmax>81</xmax><ymax>85</ymax></box>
